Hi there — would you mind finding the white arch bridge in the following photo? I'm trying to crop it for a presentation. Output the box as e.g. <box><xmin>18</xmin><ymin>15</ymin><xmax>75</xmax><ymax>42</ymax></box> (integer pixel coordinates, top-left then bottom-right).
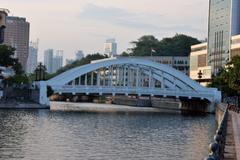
<box><xmin>38</xmin><ymin>58</ymin><xmax>221</xmax><ymax>111</ymax></box>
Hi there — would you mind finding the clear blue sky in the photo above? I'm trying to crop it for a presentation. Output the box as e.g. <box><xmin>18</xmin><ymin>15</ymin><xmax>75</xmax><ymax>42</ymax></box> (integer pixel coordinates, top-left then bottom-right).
<box><xmin>1</xmin><ymin>0</ymin><xmax>208</xmax><ymax>62</ymax></box>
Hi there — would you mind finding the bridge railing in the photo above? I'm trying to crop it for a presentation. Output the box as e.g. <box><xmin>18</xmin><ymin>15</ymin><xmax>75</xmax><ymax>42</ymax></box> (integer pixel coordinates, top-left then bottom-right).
<box><xmin>50</xmin><ymin>85</ymin><xmax>216</xmax><ymax>101</ymax></box>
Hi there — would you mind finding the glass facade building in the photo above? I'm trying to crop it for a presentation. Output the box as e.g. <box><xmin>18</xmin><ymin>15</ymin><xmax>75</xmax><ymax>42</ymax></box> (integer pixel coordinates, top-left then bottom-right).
<box><xmin>208</xmin><ymin>0</ymin><xmax>240</xmax><ymax>75</ymax></box>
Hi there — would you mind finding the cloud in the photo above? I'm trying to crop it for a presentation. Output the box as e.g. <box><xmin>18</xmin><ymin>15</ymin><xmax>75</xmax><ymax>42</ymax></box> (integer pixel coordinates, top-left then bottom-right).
<box><xmin>80</xmin><ymin>4</ymin><xmax>162</xmax><ymax>30</ymax></box>
<box><xmin>79</xmin><ymin>4</ymin><xmax>204</xmax><ymax>33</ymax></box>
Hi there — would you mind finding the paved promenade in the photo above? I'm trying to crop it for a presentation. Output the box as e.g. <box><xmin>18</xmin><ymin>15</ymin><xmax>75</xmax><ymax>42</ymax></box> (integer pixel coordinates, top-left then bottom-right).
<box><xmin>225</xmin><ymin>111</ymin><xmax>240</xmax><ymax>160</ymax></box>
<box><xmin>231</xmin><ymin>112</ymin><xmax>240</xmax><ymax>160</ymax></box>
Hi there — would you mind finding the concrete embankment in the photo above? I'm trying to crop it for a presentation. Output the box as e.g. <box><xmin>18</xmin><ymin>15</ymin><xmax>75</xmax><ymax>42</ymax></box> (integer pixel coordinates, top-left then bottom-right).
<box><xmin>0</xmin><ymin>102</ymin><xmax>49</xmax><ymax>109</ymax></box>
<box><xmin>50</xmin><ymin>101</ymin><xmax>181</xmax><ymax>114</ymax></box>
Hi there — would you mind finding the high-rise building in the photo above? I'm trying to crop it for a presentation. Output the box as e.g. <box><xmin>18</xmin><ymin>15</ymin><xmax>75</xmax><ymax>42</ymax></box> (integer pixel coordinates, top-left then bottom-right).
<box><xmin>208</xmin><ymin>0</ymin><xmax>240</xmax><ymax>75</ymax></box>
<box><xmin>104</xmin><ymin>39</ymin><xmax>117</xmax><ymax>57</ymax></box>
<box><xmin>26</xmin><ymin>40</ymin><xmax>39</xmax><ymax>74</ymax></box>
<box><xmin>75</xmin><ymin>50</ymin><xmax>84</xmax><ymax>60</ymax></box>
<box><xmin>0</xmin><ymin>9</ymin><xmax>8</xmax><ymax>44</ymax></box>
<box><xmin>3</xmin><ymin>16</ymin><xmax>30</xmax><ymax>70</ymax></box>
<box><xmin>44</xmin><ymin>49</ymin><xmax>54</xmax><ymax>73</ymax></box>
<box><xmin>52</xmin><ymin>50</ymin><xmax>63</xmax><ymax>73</ymax></box>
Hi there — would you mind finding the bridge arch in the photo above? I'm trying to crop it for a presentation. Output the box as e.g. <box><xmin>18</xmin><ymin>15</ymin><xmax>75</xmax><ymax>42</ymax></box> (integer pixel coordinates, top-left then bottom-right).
<box><xmin>46</xmin><ymin>58</ymin><xmax>221</xmax><ymax>104</ymax></box>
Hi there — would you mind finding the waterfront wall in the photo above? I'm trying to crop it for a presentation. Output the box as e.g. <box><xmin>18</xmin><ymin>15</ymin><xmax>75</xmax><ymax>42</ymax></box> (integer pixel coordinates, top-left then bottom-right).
<box><xmin>216</xmin><ymin>103</ymin><xmax>227</xmax><ymax>126</ymax></box>
<box><xmin>113</xmin><ymin>96</ymin><xmax>210</xmax><ymax>113</ymax></box>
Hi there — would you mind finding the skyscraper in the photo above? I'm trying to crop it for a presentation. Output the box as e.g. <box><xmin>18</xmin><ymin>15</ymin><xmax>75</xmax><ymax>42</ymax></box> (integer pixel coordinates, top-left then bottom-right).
<box><xmin>208</xmin><ymin>0</ymin><xmax>240</xmax><ymax>74</ymax></box>
<box><xmin>26</xmin><ymin>40</ymin><xmax>39</xmax><ymax>74</ymax></box>
<box><xmin>4</xmin><ymin>16</ymin><xmax>30</xmax><ymax>70</ymax></box>
<box><xmin>44</xmin><ymin>49</ymin><xmax>54</xmax><ymax>73</ymax></box>
<box><xmin>104</xmin><ymin>39</ymin><xmax>117</xmax><ymax>57</ymax></box>
<box><xmin>52</xmin><ymin>50</ymin><xmax>63</xmax><ymax>73</ymax></box>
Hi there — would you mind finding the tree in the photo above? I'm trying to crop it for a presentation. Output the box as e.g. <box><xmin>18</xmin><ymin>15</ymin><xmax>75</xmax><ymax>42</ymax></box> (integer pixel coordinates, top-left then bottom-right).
<box><xmin>120</xmin><ymin>51</ymin><xmax>129</xmax><ymax>57</ymax></box>
<box><xmin>126</xmin><ymin>34</ymin><xmax>200</xmax><ymax>57</ymax></box>
<box><xmin>211</xmin><ymin>56</ymin><xmax>240</xmax><ymax>104</ymax></box>
<box><xmin>0</xmin><ymin>45</ymin><xmax>23</xmax><ymax>74</ymax></box>
<box><xmin>129</xmin><ymin>35</ymin><xmax>159</xmax><ymax>56</ymax></box>
<box><xmin>0</xmin><ymin>45</ymin><xmax>27</xmax><ymax>86</ymax></box>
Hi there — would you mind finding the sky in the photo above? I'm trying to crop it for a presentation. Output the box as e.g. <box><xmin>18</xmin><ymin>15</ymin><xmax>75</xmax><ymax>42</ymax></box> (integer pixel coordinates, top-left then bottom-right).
<box><xmin>1</xmin><ymin>0</ymin><xmax>209</xmax><ymax>63</ymax></box>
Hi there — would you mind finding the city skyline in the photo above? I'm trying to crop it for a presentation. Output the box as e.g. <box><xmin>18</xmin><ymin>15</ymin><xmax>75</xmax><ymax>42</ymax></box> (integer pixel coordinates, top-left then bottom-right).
<box><xmin>1</xmin><ymin>0</ymin><xmax>208</xmax><ymax>62</ymax></box>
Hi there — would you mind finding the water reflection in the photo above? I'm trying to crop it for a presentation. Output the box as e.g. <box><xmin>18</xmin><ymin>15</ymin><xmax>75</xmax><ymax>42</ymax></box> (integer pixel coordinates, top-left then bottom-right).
<box><xmin>0</xmin><ymin>110</ymin><xmax>216</xmax><ymax>160</ymax></box>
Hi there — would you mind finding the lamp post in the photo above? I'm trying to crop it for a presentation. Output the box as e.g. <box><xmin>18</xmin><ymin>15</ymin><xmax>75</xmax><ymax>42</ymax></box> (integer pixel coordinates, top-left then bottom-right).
<box><xmin>197</xmin><ymin>70</ymin><xmax>203</xmax><ymax>83</ymax></box>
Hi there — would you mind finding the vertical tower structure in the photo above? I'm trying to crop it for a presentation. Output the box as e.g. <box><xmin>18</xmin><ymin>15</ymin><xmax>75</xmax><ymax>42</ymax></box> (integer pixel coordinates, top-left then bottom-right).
<box><xmin>208</xmin><ymin>0</ymin><xmax>240</xmax><ymax>75</ymax></box>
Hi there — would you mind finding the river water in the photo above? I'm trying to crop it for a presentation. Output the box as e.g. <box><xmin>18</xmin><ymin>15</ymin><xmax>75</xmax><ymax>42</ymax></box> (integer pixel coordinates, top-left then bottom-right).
<box><xmin>0</xmin><ymin>109</ymin><xmax>216</xmax><ymax>160</ymax></box>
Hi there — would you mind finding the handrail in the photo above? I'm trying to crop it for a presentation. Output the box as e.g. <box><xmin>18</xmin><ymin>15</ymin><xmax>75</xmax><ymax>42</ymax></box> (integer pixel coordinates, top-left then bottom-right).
<box><xmin>204</xmin><ymin>108</ymin><xmax>228</xmax><ymax>160</ymax></box>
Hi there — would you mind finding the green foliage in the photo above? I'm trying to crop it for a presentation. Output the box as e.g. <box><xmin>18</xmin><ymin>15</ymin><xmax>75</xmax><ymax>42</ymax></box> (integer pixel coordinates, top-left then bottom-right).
<box><xmin>120</xmin><ymin>51</ymin><xmax>129</xmax><ymax>57</ymax></box>
<box><xmin>128</xmin><ymin>34</ymin><xmax>200</xmax><ymax>57</ymax></box>
<box><xmin>210</xmin><ymin>56</ymin><xmax>240</xmax><ymax>97</ymax></box>
<box><xmin>3</xmin><ymin>74</ymin><xmax>29</xmax><ymax>86</ymax></box>
<box><xmin>0</xmin><ymin>44</ymin><xmax>23</xmax><ymax>74</ymax></box>
<box><xmin>46</xmin><ymin>53</ymin><xmax>107</xmax><ymax>79</ymax></box>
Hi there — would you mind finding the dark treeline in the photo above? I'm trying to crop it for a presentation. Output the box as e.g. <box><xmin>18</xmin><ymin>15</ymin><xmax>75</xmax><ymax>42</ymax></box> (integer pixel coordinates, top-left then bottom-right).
<box><xmin>122</xmin><ymin>34</ymin><xmax>201</xmax><ymax>57</ymax></box>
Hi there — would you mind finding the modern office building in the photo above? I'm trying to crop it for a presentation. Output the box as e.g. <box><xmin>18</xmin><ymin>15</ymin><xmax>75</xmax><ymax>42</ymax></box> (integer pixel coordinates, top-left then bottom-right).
<box><xmin>138</xmin><ymin>56</ymin><xmax>189</xmax><ymax>75</ymax></box>
<box><xmin>75</xmin><ymin>50</ymin><xmax>84</xmax><ymax>60</ymax></box>
<box><xmin>190</xmin><ymin>35</ymin><xmax>240</xmax><ymax>86</ymax></box>
<box><xmin>104</xmin><ymin>39</ymin><xmax>117</xmax><ymax>57</ymax></box>
<box><xmin>208</xmin><ymin>0</ymin><xmax>240</xmax><ymax>75</ymax></box>
<box><xmin>3</xmin><ymin>16</ymin><xmax>30</xmax><ymax>70</ymax></box>
<box><xmin>116</xmin><ymin>56</ymin><xmax>190</xmax><ymax>75</ymax></box>
<box><xmin>26</xmin><ymin>40</ymin><xmax>39</xmax><ymax>74</ymax></box>
<box><xmin>44</xmin><ymin>49</ymin><xmax>54</xmax><ymax>73</ymax></box>
<box><xmin>52</xmin><ymin>50</ymin><xmax>63</xmax><ymax>73</ymax></box>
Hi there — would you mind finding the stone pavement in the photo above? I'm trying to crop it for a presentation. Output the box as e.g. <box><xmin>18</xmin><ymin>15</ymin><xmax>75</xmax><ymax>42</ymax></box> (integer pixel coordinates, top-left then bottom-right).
<box><xmin>231</xmin><ymin>112</ymin><xmax>240</xmax><ymax>160</ymax></box>
<box><xmin>225</xmin><ymin>111</ymin><xmax>240</xmax><ymax>160</ymax></box>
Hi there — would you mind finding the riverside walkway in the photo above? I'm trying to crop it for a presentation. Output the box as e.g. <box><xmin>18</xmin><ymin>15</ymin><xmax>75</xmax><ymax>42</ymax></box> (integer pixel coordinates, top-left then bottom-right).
<box><xmin>225</xmin><ymin>111</ymin><xmax>240</xmax><ymax>160</ymax></box>
<box><xmin>231</xmin><ymin>112</ymin><xmax>240</xmax><ymax>160</ymax></box>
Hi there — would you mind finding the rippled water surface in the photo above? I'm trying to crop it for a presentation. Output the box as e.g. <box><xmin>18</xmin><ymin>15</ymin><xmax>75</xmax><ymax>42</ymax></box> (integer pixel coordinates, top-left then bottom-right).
<box><xmin>0</xmin><ymin>109</ymin><xmax>216</xmax><ymax>160</ymax></box>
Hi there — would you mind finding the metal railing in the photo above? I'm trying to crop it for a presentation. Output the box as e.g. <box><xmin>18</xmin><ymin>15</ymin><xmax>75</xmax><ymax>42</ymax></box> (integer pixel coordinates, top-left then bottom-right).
<box><xmin>204</xmin><ymin>108</ymin><xmax>228</xmax><ymax>160</ymax></box>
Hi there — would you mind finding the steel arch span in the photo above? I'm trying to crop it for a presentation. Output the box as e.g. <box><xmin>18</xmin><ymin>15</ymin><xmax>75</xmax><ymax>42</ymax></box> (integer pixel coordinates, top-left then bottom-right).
<box><xmin>43</xmin><ymin>58</ymin><xmax>221</xmax><ymax>105</ymax></box>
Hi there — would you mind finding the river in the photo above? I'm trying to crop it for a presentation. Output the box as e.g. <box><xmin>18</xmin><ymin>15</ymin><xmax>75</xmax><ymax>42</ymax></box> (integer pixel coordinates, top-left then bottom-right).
<box><xmin>0</xmin><ymin>109</ymin><xmax>216</xmax><ymax>160</ymax></box>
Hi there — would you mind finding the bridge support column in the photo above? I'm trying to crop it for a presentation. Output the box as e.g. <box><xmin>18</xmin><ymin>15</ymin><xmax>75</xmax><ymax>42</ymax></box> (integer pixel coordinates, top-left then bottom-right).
<box><xmin>108</xmin><ymin>66</ymin><xmax>111</xmax><ymax>86</ymax></box>
<box><xmin>91</xmin><ymin>72</ymin><xmax>94</xmax><ymax>86</ymax></box>
<box><xmin>123</xmin><ymin>66</ymin><xmax>126</xmax><ymax>87</ymax></box>
<box><xmin>97</xmin><ymin>70</ymin><xmax>100</xmax><ymax>86</ymax></box>
<box><xmin>160</xmin><ymin>71</ymin><xmax>164</xmax><ymax>89</ymax></box>
<box><xmin>103</xmin><ymin>68</ymin><xmax>106</xmax><ymax>86</ymax></box>
<box><xmin>38</xmin><ymin>81</ymin><xmax>49</xmax><ymax>106</ymax></box>
<box><xmin>148</xmin><ymin>69</ymin><xmax>152</xmax><ymax>88</ymax></box>
<box><xmin>85</xmin><ymin>74</ymin><xmax>87</xmax><ymax>86</ymax></box>
<box><xmin>136</xmin><ymin>67</ymin><xmax>139</xmax><ymax>87</ymax></box>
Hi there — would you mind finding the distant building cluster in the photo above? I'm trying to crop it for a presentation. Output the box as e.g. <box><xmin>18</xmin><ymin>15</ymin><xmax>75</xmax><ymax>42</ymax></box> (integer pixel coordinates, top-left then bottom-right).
<box><xmin>44</xmin><ymin>49</ymin><xmax>63</xmax><ymax>73</ymax></box>
<box><xmin>26</xmin><ymin>40</ymin><xmax>39</xmax><ymax>74</ymax></box>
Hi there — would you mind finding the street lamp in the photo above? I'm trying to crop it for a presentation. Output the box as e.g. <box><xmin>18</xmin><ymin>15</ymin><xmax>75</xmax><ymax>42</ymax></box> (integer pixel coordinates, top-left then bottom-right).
<box><xmin>197</xmin><ymin>70</ymin><xmax>203</xmax><ymax>83</ymax></box>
